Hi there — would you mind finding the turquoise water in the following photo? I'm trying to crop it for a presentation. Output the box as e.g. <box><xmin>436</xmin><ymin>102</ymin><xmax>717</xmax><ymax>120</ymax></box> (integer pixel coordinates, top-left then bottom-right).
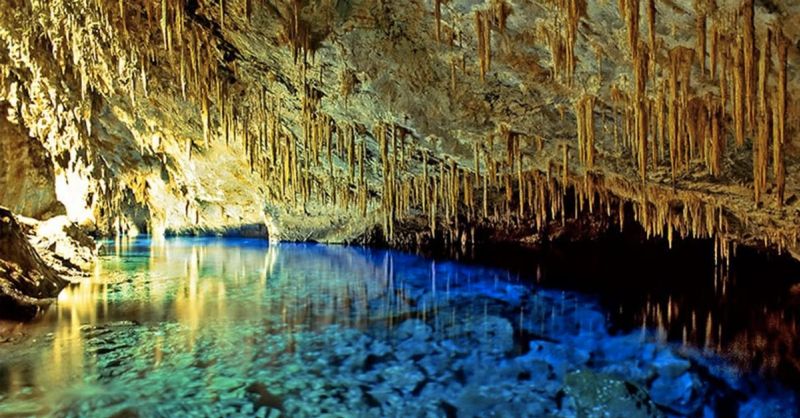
<box><xmin>0</xmin><ymin>237</ymin><xmax>796</xmax><ymax>417</ymax></box>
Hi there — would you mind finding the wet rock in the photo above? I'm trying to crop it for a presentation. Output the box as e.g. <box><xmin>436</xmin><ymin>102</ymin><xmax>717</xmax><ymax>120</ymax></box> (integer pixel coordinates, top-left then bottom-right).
<box><xmin>564</xmin><ymin>369</ymin><xmax>663</xmax><ymax>418</ymax></box>
<box><xmin>245</xmin><ymin>382</ymin><xmax>284</xmax><ymax>413</ymax></box>
<box><xmin>23</xmin><ymin>214</ymin><xmax>96</xmax><ymax>272</ymax></box>
<box><xmin>652</xmin><ymin>349</ymin><xmax>692</xmax><ymax>379</ymax></box>
<box><xmin>381</xmin><ymin>361</ymin><xmax>426</xmax><ymax>393</ymax></box>
<box><xmin>0</xmin><ymin>207</ymin><xmax>67</xmax><ymax>319</ymax></box>
<box><xmin>648</xmin><ymin>372</ymin><xmax>703</xmax><ymax>416</ymax></box>
<box><xmin>394</xmin><ymin>319</ymin><xmax>432</xmax><ymax>342</ymax></box>
<box><xmin>600</xmin><ymin>333</ymin><xmax>646</xmax><ymax>364</ymax></box>
<box><xmin>600</xmin><ymin>361</ymin><xmax>655</xmax><ymax>383</ymax></box>
<box><xmin>525</xmin><ymin>340</ymin><xmax>590</xmax><ymax>379</ymax></box>
<box><xmin>417</xmin><ymin>350</ymin><xmax>455</xmax><ymax>377</ymax></box>
<box><xmin>571</xmin><ymin>307</ymin><xmax>607</xmax><ymax>335</ymax></box>
<box><xmin>470</xmin><ymin>315</ymin><xmax>515</xmax><ymax>355</ymax></box>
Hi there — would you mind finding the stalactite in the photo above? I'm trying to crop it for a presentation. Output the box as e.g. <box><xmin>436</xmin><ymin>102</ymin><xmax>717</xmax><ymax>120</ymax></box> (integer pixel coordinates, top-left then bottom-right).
<box><xmin>667</xmin><ymin>51</ymin><xmax>679</xmax><ymax>182</ymax></box>
<box><xmin>620</xmin><ymin>0</ymin><xmax>640</xmax><ymax>60</ymax></box>
<box><xmin>482</xmin><ymin>172</ymin><xmax>488</xmax><ymax>219</ymax></box>
<box><xmin>220</xmin><ymin>0</ymin><xmax>226</xmax><ymax>31</ymax></box>
<box><xmin>709</xmin><ymin>102</ymin><xmax>722</xmax><ymax>177</ymax></box>
<box><xmin>359</xmin><ymin>138</ymin><xmax>366</xmax><ymax>217</ymax></box>
<box><xmin>431</xmin><ymin>178</ymin><xmax>438</xmax><ymax>236</ymax></box>
<box><xmin>732</xmin><ymin>40</ymin><xmax>745</xmax><ymax>148</ymax></box>
<box><xmin>633</xmin><ymin>38</ymin><xmax>649</xmax><ymax>181</ymax></box>
<box><xmin>742</xmin><ymin>0</ymin><xmax>755</xmax><ymax>129</ymax></box>
<box><xmin>636</xmin><ymin>96</ymin><xmax>647</xmax><ymax>181</ymax></box>
<box><xmin>474</xmin><ymin>10</ymin><xmax>490</xmax><ymax>82</ymax></box>
<box><xmin>774</xmin><ymin>30</ymin><xmax>788</xmax><ymax>207</ymax></box>
<box><xmin>753</xmin><ymin>29</ymin><xmax>770</xmax><ymax>205</ymax></box>
<box><xmin>161</xmin><ymin>0</ymin><xmax>168</xmax><ymax>50</ymax></box>
<box><xmin>422</xmin><ymin>151</ymin><xmax>429</xmax><ymax>213</ymax></box>
<box><xmin>709</xmin><ymin>23</ymin><xmax>718</xmax><ymax>79</ymax></box>
<box><xmin>450</xmin><ymin>59</ymin><xmax>457</xmax><ymax>93</ymax></box>
<box><xmin>647</xmin><ymin>0</ymin><xmax>656</xmax><ymax>81</ymax></box>
<box><xmin>695</xmin><ymin>6</ymin><xmax>706</xmax><ymax>75</ymax></box>
<box><xmin>518</xmin><ymin>154</ymin><xmax>524</xmax><ymax>218</ymax></box>
<box><xmin>287</xmin><ymin>0</ymin><xmax>310</xmax><ymax>66</ymax></box>
<box><xmin>435</xmin><ymin>0</ymin><xmax>443</xmax><ymax>43</ymax></box>
<box><xmin>348</xmin><ymin>125</ymin><xmax>355</xmax><ymax>183</ymax></box>
<box><xmin>585</xmin><ymin>97</ymin><xmax>596</xmax><ymax>169</ymax></box>
<box><xmin>574</xmin><ymin>95</ymin><xmax>595</xmax><ymax>169</ymax></box>
<box><xmin>561</xmin><ymin>144</ymin><xmax>568</xmax><ymax>224</ymax></box>
<box><xmin>545</xmin><ymin>27</ymin><xmax>565</xmax><ymax>83</ymax></box>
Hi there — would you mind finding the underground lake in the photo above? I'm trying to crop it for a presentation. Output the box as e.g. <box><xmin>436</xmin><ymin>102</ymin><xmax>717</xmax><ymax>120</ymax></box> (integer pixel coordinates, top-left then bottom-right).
<box><xmin>2</xmin><ymin>0</ymin><xmax>800</xmax><ymax>416</ymax></box>
<box><xmin>0</xmin><ymin>236</ymin><xmax>798</xmax><ymax>417</ymax></box>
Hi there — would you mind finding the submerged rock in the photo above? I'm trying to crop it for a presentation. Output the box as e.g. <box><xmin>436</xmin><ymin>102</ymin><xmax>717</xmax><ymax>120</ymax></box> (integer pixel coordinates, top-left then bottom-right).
<box><xmin>652</xmin><ymin>349</ymin><xmax>692</xmax><ymax>379</ymax></box>
<box><xmin>648</xmin><ymin>372</ymin><xmax>704</xmax><ymax>416</ymax></box>
<box><xmin>564</xmin><ymin>369</ymin><xmax>663</xmax><ymax>418</ymax></box>
<box><xmin>738</xmin><ymin>396</ymin><xmax>799</xmax><ymax>418</ymax></box>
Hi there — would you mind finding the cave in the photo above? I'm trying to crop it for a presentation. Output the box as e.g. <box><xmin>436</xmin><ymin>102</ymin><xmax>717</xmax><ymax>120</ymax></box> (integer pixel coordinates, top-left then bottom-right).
<box><xmin>1</xmin><ymin>0</ymin><xmax>799</xmax><ymax>416</ymax></box>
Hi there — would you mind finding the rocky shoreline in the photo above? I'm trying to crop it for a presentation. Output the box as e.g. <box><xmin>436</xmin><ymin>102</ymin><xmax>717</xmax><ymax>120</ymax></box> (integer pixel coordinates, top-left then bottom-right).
<box><xmin>0</xmin><ymin>207</ymin><xmax>95</xmax><ymax>320</ymax></box>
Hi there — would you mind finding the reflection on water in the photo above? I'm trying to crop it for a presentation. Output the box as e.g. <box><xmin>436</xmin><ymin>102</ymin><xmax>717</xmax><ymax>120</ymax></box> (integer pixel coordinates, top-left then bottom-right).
<box><xmin>452</xmin><ymin>237</ymin><xmax>800</xmax><ymax>386</ymax></box>
<box><xmin>1</xmin><ymin>238</ymin><xmax>541</xmax><ymax>415</ymax></box>
<box><xmin>49</xmin><ymin>238</ymin><xmax>418</xmax><ymax>347</ymax></box>
<box><xmin>0</xmin><ymin>237</ymin><xmax>797</xmax><ymax>417</ymax></box>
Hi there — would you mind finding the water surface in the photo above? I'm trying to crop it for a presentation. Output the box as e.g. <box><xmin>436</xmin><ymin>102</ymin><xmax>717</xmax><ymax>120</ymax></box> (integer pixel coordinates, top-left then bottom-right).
<box><xmin>0</xmin><ymin>237</ymin><xmax>796</xmax><ymax>417</ymax></box>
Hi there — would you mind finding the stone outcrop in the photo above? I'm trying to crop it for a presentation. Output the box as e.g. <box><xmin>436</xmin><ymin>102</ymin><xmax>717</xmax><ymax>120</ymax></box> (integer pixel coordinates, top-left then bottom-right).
<box><xmin>0</xmin><ymin>207</ymin><xmax>94</xmax><ymax>319</ymax></box>
<box><xmin>0</xmin><ymin>207</ymin><xmax>66</xmax><ymax>318</ymax></box>
<box><xmin>0</xmin><ymin>0</ymin><xmax>797</xmax><ymax>259</ymax></box>
<box><xmin>0</xmin><ymin>111</ymin><xmax>64</xmax><ymax>219</ymax></box>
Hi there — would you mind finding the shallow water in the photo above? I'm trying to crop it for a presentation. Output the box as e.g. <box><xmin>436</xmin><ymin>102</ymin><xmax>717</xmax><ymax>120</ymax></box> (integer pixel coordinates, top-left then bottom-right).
<box><xmin>0</xmin><ymin>237</ymin><xmax>797</xmax><ymax>417</ymax></box>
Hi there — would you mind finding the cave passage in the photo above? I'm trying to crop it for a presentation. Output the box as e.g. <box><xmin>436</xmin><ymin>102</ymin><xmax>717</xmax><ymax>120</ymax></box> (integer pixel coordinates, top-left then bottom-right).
<box><xmin>2</xmin><ymin>0</ymin><xmax>800</xmax><ymax>416</ymax></box>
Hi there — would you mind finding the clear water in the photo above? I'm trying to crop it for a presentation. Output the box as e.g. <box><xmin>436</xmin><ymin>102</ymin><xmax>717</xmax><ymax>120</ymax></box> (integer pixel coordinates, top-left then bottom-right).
<box><xmin>0</xmin><ymin>237</ymin><xmax>796</xmax><ymax>417</ymax></box>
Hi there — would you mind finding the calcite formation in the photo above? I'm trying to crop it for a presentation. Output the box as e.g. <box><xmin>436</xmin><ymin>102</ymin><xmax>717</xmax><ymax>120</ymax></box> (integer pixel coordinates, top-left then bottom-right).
<box><xmin>0</xmin><ymin>0</ymin><xmax>797</xmax><ymax>261</ymax></box>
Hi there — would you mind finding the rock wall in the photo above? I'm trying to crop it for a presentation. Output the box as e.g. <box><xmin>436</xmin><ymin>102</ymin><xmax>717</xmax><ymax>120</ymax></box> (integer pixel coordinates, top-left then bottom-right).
<box><xmin>0</xmin><ymin>0</ymin><xmax>797</xmax><ymax>259</ymax></box>
<box><xmin>0</xmin><ymin>113</ymin><xmax>64</xmax><ymax>219</ymax></box>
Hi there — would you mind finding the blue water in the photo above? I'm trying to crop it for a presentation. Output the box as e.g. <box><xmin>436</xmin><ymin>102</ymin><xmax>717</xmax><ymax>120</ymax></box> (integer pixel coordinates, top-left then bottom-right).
<box><xmin>0</xmin><ymin>237</ymin><xmax>796</xmax><ymax>417</ymax></box>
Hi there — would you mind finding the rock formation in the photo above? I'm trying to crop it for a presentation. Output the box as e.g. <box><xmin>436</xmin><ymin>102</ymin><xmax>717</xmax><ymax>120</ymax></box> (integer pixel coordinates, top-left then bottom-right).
<box><xmin>0</xmin><ymin>0</ymin><xmax>798</xmax><ymax>258</ymax></box>
<box><xmin>0</xmin><ymin>207</ymin><xmax>94</xmax><ymax>319</ymax></box>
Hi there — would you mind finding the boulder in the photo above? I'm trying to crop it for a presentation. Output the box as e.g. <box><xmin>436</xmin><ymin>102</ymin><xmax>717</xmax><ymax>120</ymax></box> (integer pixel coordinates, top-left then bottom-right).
<box><xmin>648</xmin><ymin>372</ymin><xmax>703</xmax><ymax>416</ymax></box>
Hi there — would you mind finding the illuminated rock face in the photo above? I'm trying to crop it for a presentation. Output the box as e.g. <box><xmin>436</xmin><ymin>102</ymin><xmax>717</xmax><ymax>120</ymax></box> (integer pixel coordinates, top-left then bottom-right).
<box><xmin>0</xmin><ymin>115</ymin><xmax>64</xmax><ymax>219</ymax></box>
<box><xmin>0</xmin><ymin>1</ymin><xmax>798</xmax><ymax>257</ymax></box>
<box><xmin>0</xmin><ymin>207</ymin><xmax>63</xmax><ymax>317</ymax></box>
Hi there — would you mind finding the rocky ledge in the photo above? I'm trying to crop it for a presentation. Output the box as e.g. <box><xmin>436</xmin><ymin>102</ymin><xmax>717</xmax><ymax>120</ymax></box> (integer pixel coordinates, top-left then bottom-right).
<box><xmin>0</xmin><ymin>207</ymin><xmax>95</xmax><ymax>320</ymax></box>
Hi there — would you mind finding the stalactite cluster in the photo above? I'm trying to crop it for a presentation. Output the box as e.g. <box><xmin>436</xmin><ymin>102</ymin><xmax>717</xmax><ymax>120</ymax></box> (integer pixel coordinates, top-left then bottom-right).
<box><xmin>542</xmin><ymin>0</ymin><xmax>585</xmax><ymax>84</ymax></box>
<box><xmin>474</xmin><ymin>10</ymin><xmax>491</xmax><ymax>82</ymax></box>
<box><xmin>473</xmin><ymin>0</ymin><xmax>512</xmax><ymax>82</ymax></box>
<box><xmin>595</xmin><ymin>0</ymin><xmax>792</xmax><ymax>208</ymax></box>
<box><xmin>1</xmin><ymin>0</ymin><xmax>795</xmax><ymax>260</ymax></box>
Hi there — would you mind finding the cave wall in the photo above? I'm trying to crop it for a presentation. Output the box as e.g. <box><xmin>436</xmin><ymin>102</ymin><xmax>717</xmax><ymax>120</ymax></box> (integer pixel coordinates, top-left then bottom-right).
<box><xmin>0</xmin><ymin>0</ymin><xmax>798</xmax><ymax>258</ymax></box>
<box><xmin>0</xmin><ymin>112</ymin><xmax>64</xmax><ymax>219</ymax></box>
